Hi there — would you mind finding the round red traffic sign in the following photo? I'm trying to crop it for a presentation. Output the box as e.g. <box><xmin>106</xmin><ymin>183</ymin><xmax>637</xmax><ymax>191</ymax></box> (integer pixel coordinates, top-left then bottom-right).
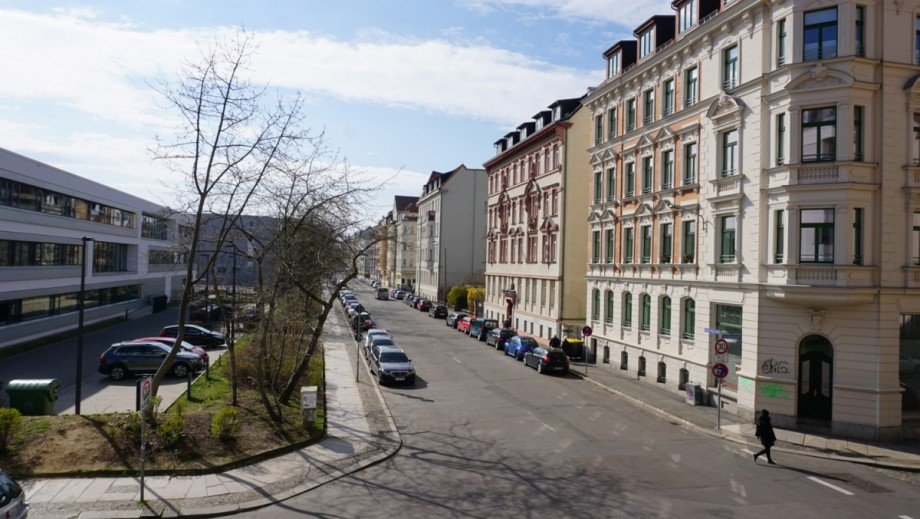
<box><xmin>582</xmin><ymin>325</ymin><xmax>593</xmax><ymax>337</ymax></box>
<box><xmin>714</xmin><ymin>339</ymin><xmax>729</xmax><ymax>355</ymax></box>
<box><xmin>712</xmin><ymin>363</ymin><xmax>729</xmax><ymax>379</ymax></box>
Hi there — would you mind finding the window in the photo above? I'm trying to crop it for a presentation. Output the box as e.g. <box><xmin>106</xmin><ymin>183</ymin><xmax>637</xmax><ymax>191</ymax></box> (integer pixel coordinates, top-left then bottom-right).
<box><xmin>594</xmin><ymin>171</ymin><xmax>603</xmax><ymax>203</ymax></box>
<box><xmin>800</xmin><ymin>209</ymin><xmax>835</xmax><ymax>263</ymax></box>
<box><xmin>640</xmin><ymin>294</ymin><xmax>651</xmax><ymax>331</ymax></box>
<box><xmin>682</xmin><ymin>299</ymin><xmax>695</xmax><ymax>339</ymax></box>
<box><xmin>640</xmin><ymin>29</ymin><xmax>654</xmax><ymax>58</ymax></box>
<box><xmin>592</xmin><ymin>289</ymin><xmax>600</xmax><ymax>321</ymax></box>
<box><xmin>720</xmin><ymin>215</ymin><xmax>737</xmax><ymax>263</ymax></box>
<box><xmin>662</xmin><ymin>150</ymin><xmax>674</xmax><ymax>189</ymax></box>
<box><xmin>608</xmin><ymin>107</ymin><xmax>617</xmax><ymax>139</ymax></box>
<box><xmin>854</xmin><ymin>106</ymin><xmax>864</xmax><ymax>161</ymax></box>
<box><xmin>663</xmin><ymin>79</ymin><xmax>675</xmax><ymax>116</ymax></box>
<box><xmin>684</xmin><ymin>67</ymin><xmax>698</xmax><ymax>107</ymax></box>
<box><xmin>605</xmin><ymin>290</ymin><xmax>614</xmax><ymax>323</ymax></box>
<box><xmin>627</xmin><ymin>99</ymin><xmax>637</xmax><ymax>131</ymax></box>
<box><xmin>777</xmin><ymin>18</ymin><xmax>787</xmax><ymax>67</ymax></box>
<box><xmin>141</xmin><ymin>214</ymin><xmax>169</xmax><ymax>240</ymax></box>
<box><xmin>803</xmin><ymin>7</ymin><xmax>838</xmax><ymax>61</ymax></box>
<box><xmin>854</xmin><ymin>208</ymin><xmax>864</xmax><ymax>265</ymax></box>
<box><xmin>643</xmin><ymin>89</ymin><xmax>655</xmax><ymax>125</ymax></box>
<box><xmin>595</xmin><ymin>114</ymin><xmax>604</xmax><ymax>145</ymax></box>
<box><xmin>679</xmin><ymin>0</ymin><xmax>696</xmax><ymax>33</ymax></box>
<box><xmin>899</xmin><ymin>315</ymin><xmax>920</xmax><ymax>413</ymax></box>
<box><xmin>774</xmin><ymin>210</ymin><xmax>784</xmax><ymax>264</ymax></box>
<box><xmin>721</xmin><ymin>129</ymin><xmax>739</xmax><ymax>177</ymax></box>
<box><xmin>660</xmin><ymin>223</ymin><xmax>673</xmax><ymax>263</ymax></box>
<box><xmin>626</xmin><ymin>162</ymin><xmax>636</xmax><ymax>197</ymax></box>
<box><xmin>660</xmin><ymin>296</ymin><xmax>672</xmax><ymax>336</ymax></box>
<box><xmin>623</xmin><ymin>292</ymin><xmax>633</xmax><ymax>327</ymax></box>
<box><xmin>682</xmin><ymin>220</ymin><xmax>696</xmax><ymax>263</ymax></box>
<box><xmin>912</xmin><ymin>213</ymin><xmax>920</xmax><ymax>265</ymax></box>
<box><xmin>715</xmin><ymin>305</ymin><xmax>743</xmax><ymax>390</ymax></box>
<box><xmin>916</xmin><ymin>17</ymin><xmax>920</xmax><ymax>64</ymax></box>
<box><xmin>776</xmin><ymin>113</ymin><xmax>786</xmax><ymax>166</ymax></box>
<box><xmin>723</xmin><ymin>45</ymin><xmax>739</xmax><ymax>90</ymax></box>
<box><xmin>606</xmin><ymin>167</ymin><xmax>616</xmax><ymax>201</ymax></box>
<box><xmin>592</xmin><ymin>230</ymin><xmax>601</xmax><ymax>263</ymax></box>
<box><xmin>624</xmin><ymin>228</ymin><xmax>634</xmax><ymax>263</ymax></box>
<box><xmin>683</xmin><ymin>142</ymin><xmax>697</xmax><ymax>184</ymax></box>
<box><xmin>149</xmin><ymin>249</ymin><xmax>187</xmax><ymax>264</ymax></box>
<box><xmin>92</xmin><ymin>242</ymin><xmax>129</xmax><ymax>273</ymax></box>
<box><xmin>802</xmin><ymin>107</ymin><xmax>837</xmax><ymax>162</ymax></box>
<box><xmin>0</xmin><ymin>240</ymin><xmax>81</xmax><ymax>267</ymax></box>
<box><xmin>640</xmin><ymin>225</ymin><xmax>652</xmax><ymax>264</ymax></box>
<box><xmin>914</xmin><ymin>114</ymin><xmax>920</xmax><ymax>165</ymax></box>
<box><xmin>855</xmin><ymin>6</ymin><xmax>865</xmax><ymax>57</ymax></box>
<box><xmin>0</xmin><ymin>177</ymin><xmax>135</xmax><ymax>228</ymax></box>
<box><xmin>642</xmin><ymin>156</ymin><xmax>653</xmax><ymax>194</ymax></box>
<box><xmin>609</xmin><ymin>52</ymin><xmax>621</xmax><ymax>77</ymax></box>
<box><xmin>605</xmin><ymin>229</ymin><xmax>614</xmax><ymax>263</ymax></box>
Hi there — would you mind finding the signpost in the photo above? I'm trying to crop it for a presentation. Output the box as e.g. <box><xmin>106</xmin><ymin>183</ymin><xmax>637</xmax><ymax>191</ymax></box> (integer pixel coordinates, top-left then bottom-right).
<box><xmin>714</xmin><ymin>339</ymin><xmax>729</xmax><ymax>355</ymax></box>
<box><xmin>582</xmin><ymin>326</ymin><xmax>592</xmax><ymax>375</ymax></box>
<box><xmin>712</xmin><ymin>361</ymin><xmax>728</xmax><ymax>429</ymax></box>
<box><xmin>139</xmin><ymin>376</ymin><xmax>152</xmax><ymax>501</ymax></box>
<box><xmin>301</xmin><ymin>386</ymin><xmax>318</xmax><ymax>427</ymax></box>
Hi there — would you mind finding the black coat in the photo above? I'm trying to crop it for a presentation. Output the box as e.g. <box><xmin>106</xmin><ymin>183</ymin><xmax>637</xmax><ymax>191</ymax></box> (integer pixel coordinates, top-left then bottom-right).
<box><xmin>756</xmin><ymin>415</ymin><xmax>777</xmax><ymax>447</ymax></box>
<box><xmin>549</xmin><ymin>337</ymin><xmax>561</xmax><ymax>349</ymax></box>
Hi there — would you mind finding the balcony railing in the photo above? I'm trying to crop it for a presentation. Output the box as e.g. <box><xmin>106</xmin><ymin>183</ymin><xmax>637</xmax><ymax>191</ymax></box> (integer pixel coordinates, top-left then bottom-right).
<box><xmin>803</xmin><ymin>46</ymin><xmax>837</xmax><ymax>62</ymax></box>
<box><xmin>663</xmin><ymin>105</ymin><xmax>673</xmax><ymax>117</ymax></box>
<box><xmin>627</xmin><ymin>121</ymin><xmax>636</xmax><ymax>132</ymax></box>
<box><xmin>644</xmin><ymin>115</ymin><xmax>654</xmax><ymax>125</ymax></box>
<box><xmin>684</xmin><ymin>95</ymin><xmax>697</xmax><ymax>108</ymax></box>
<box><xmin>722</xmin><ymin>78</ymin><xmax>738</xmax><ymax>91</ymax></box>
<box><xmin>802</xmin><ymin>152</ymin><xmax>836</xmax><ymax>163</ymax></box>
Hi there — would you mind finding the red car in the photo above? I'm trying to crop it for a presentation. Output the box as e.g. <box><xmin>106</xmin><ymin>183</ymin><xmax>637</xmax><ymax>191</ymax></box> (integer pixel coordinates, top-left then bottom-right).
<box><xmin>456</xmin><ymin>317</ymin><xmax>472</xmax><ymax>334</ymax></box>
<box><xmin>136</xmin><ymin>336</ymin><xmax>209</xmax><ymax>364</ymax></box>
<box><xmin>417</xmin><ymin>299</ymin><xmax>432</xmax><ymax>312</ymax></box>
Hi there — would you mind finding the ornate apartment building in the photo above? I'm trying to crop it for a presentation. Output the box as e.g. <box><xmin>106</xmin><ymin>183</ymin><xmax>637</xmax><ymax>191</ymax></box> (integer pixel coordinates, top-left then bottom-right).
<box><xmin>583</xmin><ymin>0</ymin><xmax>920</xmax><ymax>439</ymax></box>
<box><xmin>415</xmin><ymin>165</ymin><xmax>488</xmax><ymax>302</ymax></box>
<box><xmin>484</xmin><ymin>98</ymin><xmax>590</xmax><ymax>341</ymax></box>
<box><xmin>385</xmin><ymin>195</ymin><xmax>418</xmax><ymax>290</ymax></box>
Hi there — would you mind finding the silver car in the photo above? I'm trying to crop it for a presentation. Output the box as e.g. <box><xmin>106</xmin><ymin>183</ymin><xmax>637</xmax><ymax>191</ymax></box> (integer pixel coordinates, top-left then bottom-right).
<box><xmin>369</xmin><ymin>346</ymin><xmax>416</xmax><ymax>385</ymax></box>
<box><xmin>0</xmin><ymin>470</ymin><xmax>28</xmax><ymax>519</ymax></box>
<box><xmin>364</xmin><ymin>335</ymin><xmax>395</xmax><ymax>359</ymax></box>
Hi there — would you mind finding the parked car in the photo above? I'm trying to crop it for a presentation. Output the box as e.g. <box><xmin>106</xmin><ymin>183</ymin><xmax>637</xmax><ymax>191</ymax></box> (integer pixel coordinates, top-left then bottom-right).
<box><xmin>99</xmin><ymin>341</ymin><xmax>204</xmax><ymax>381</ymax></box>
<box><xmin>394</xmin><ymin>290</ymin><xmax>407</xmax><ymax>300</ymax></box>
<box><xmin>376</xmin><ymin>287</ymin><xmax>389</xmax><ymax>300</ymax></box>
<box><xmin>524</xmin><ymin>347</ymin><xmax>570</xmax><ymax>375</ymax></box>
<box><xmin>486</xmin><ymin>328</ymin><xmax>517</xmax><ymax>350</ymax></box>
<box><xmin>159</xmin><ymin>325</ymin><xmax>225</xmax><ymax>349</ymax></box>
<box><xmin>417</xmin><ymin>299</ymin><xmax>432</xmax><ymax>312</ymax></box>
<box><xmin>475</xmin><ymin>319</ymin><xmax>500</xmax><ymax>341</ymax></box>
<box><xmin>467</xmin><ymin>319</ymin><xmax>484</xmax><ymax>337</ymax></box>
<box><xmin>364</xmin><ymin>328</ymin><xmax>390</xmax><ymax>344</ymax></box>
<box><xmin>364</xmin><ymin>335</ymin><xmax>396</xmax><ymax>359</ymax></box>
<box><xmin>504</xmin><ymin>336</ymin><xmax>539</xmax><ymax>361</ymax></box>
<box><xmin>457</xmin><ymin>317</ymin><xmax>472</xmax><ymax>334</ymax></box>
<box><xmin>429</xmin><ymin>304</ymin><xmax>448</xmax><ymax>318</ymax></box>
<box><xmin>446</xmin><ymin>312</ymin><xmax>468</xmax><ymax>328</ymax></box>
<box><xmin>0</xmin><ymin>469</ymin><xmax>27</xmax><ymax>519</ymax></box>
<box><xmin>368</xmin><ymin>345</ymin><xmax>416</xmax><ymax>385</ymax></box>
<box><xmin>135</xmin><ymin>336</ymin><xmax>209</xmax><ymax>364</ymax></box>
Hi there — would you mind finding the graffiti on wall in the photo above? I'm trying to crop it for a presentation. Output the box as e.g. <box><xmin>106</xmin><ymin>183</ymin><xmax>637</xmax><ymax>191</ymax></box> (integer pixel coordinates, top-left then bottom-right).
<box><xmin>760</xmin><ymin>383</ymin><xmax>790</xmax><ymax>400</ymax></box>
<box><xmin>739</xmin><ymin>377</ymin><xmax>753</xmax><ymax>394</ymax></box>
<box><xmin>760</xmin><ymin>359</ymin><xmax>790</xmax><ymax>375</ymax></box>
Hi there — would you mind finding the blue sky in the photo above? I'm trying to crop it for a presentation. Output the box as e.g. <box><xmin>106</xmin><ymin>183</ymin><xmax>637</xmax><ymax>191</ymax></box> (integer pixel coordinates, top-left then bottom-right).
<box><xmin>0</xmin><ymin>1</ymin><xmax>662</xmax><ymax>218</ymax></box>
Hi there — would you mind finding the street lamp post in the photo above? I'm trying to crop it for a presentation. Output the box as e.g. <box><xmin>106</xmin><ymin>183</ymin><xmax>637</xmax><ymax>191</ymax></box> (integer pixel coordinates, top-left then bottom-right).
<box><xmin>230</xmin><ymin>250</ymin><xmax>238</xmax><ymax>406</ymax></box>
<box><xmin>75</xmin><ymin>236</ymin><xmax>94</xmax><ymax>415</ymax></box>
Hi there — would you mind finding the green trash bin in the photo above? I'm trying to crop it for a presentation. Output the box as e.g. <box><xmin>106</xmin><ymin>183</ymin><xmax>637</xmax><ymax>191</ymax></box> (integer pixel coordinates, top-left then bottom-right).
<box><xmin>6</xmin><ymin>379</ymin><xmax>61</xmax><ymax>416</ymax></box>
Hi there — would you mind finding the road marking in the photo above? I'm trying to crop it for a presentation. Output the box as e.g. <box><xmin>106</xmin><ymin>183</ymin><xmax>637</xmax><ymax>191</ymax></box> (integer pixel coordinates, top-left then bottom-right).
<box><xmin>807</xmin><ymin>476</ymin><xmax>854</xmax><ymax>496</ymax></box>
<box><xmin>452</xmin><ymin>356</ymin><xmax>461</xmax><ymax>364</ymax></box>
<box><xmin>741</xmin><ymin>448</ymin><xmax>755</xmax><ymax>455</ymax></box>
<box><xmin>899</xmin><ymin>516</ymin><xmax>914</xmax><ymax>519</ymax></box>
<box><xmin>539</xmin><ymin>421</ymin><xmax>556</xmax><ymax>432</ymax></box>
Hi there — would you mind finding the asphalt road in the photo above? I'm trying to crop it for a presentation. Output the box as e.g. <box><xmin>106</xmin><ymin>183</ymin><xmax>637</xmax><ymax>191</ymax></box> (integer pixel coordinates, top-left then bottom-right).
<box><xmin>242</xmin><ymin>284</ymin><xmax>920</xmax><ymax>518</ymax></box>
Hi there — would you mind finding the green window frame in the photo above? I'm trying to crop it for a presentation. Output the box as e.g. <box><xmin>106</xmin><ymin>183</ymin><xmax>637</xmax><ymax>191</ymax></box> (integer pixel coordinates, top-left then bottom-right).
<box><xmin>723</xmin><ymin>45</ymin><xmax>739</xmax><ymax>90</ymax></box>
<box><xmin>800</xmin><ymin>208</ymin><xmax>834</xmax><ymax>263</ymax></box>
<box><xmin>624</xmin><ymin>228</ymin><xmax>634</xmax><ymax>263</ymax></box>
<box><xmin>592</xmin><ymin>289</ymin><xmax>600</xmax><ymax>321</ymax></box>
<box><xmin>605</xmin><ymin>229</ymin><xmax>614</xmax><ymax>263</ymax></box>
<box><xmin>640</xmin><ymin>225</ymin><xmax>652</xmax><ymax>264</ymax></box>
<box><xmin>606</xmin><ymin>167</ymin><xmax>616</xmax><ymax>201</ymax></box>
<box><xmin>802</xmin><ymin>107</ymin><xmax>836</xmax><ymax>162</ymax></box>
<box><xmin>662</xmin><ymin>149</ymin><xmax>674</xmax><ymax>189</ymax></box>
<box><xmin>663</xmin><ymin>79</ymin><xmax>675</xmax><ymax>116</ymax></box>
<box><xmin>660</xmin><ymin>223</ymin><xmax>672</xmax><ymax>263</ymax></box>
<box><xmin>605</xmin><ymin>290</ymin><xmax>614</xmax><ymax>323</ymax></box>
<box><xmin>682</xmin><ymin>298</ymin><xmax>695</xmax><ymax>340</ymax></box>
<box><xmin>627</xmin><ymin>99</ymin><xmax>637</xmax><ymax>131</ymax></box>
<box><xmin>683</xmin><ymin>142</ymin><xmax>697</xmax><ymax>185</ymax></box>
<box><xmin>803</xmin><ymin>7</ymin><xmax>838</xmax><ymax>62</ymax></box>
<box><xmin>684</xmin><ymin>67</ymin><xmax>698</xmax><ymax>107</ymax></box>
<box><xmin>626</xmin><ymin>162</ymin><xmax>635</xmax><ymax>197</ymax></box>
<box><xmin>623</xmin><ymin>292</ymin><xmax>633</xmax><ymax>328</ymax></box>
<box><xmin>682</xmin><ymin>220</ymin><xmax>696</xmax><ymax>263</ymax></box>
<box><xmin>594</xmin><ymin>171</ymin><xmax>602</xmax><ymax>203</ymax></box>
<box><xmin>640</xmin><ymin>294</ymin><xmax>651</xmax><ymax>331</ymax></box>
<box><xmin>774</xmin><ymin>210</ymin><xmax>784</xmax><ymax>264</ymax></box>
<box><xmin>608</xmin><ymin>107</ymin><xmax>617</xmax><ymax>138</ymax></box>
<box><xmin>660</xmin><ymin>296</ymin><xmax>672</xmax><ymax>336</ymax></box>
<box><xmin>592</xmin><ymin>230</ymin><xmax>601</xmax><ymax>263</ymax></box>
<box><xmin>720</xmin><ymin>215</ymin><xmax>737</xmax><ymax>263</ymax></box>
<box><xmin>721</xmin><ymin>129</ymin><xmax>738</xmax><ymax>177</ymax></box>
<box><xmin>642</xmin><ymin>156</ymin><xmax>653</xmax><ymax>194</ymax></box>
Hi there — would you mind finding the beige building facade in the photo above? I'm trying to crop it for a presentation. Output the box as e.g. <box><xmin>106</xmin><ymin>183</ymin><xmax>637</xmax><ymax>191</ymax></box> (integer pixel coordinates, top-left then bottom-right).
<box><xmin>484</xmin><ymin>98</ymin><xmax>591</xmax><ymax>341</ymax></box>
<box><xmin>583</xmin><ymin>0</ymin><xmax>920</xmax><ymax>439</ymax></box>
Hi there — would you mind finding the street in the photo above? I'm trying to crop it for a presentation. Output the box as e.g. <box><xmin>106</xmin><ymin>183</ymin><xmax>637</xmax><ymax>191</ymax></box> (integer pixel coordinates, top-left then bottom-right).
<box><xmin>241</xmin><ymin>284</ymin><xmax>920</xmax><ymax>518</ymax></box>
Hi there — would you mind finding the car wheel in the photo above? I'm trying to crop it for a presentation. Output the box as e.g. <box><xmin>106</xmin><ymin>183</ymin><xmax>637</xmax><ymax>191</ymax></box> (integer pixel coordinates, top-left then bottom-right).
<box><xmin>537</xmin><ymin>361</ymin><xmax>545</xmax><ymax>374</ymax></box>
<box><xmin>109</xmin><ymin>364</ymin><xmax>127</xmax><ymax>381</ymax></box>
<box><xmin>173</xmin><ymin>363</ymin><xmax>190</xmax><ymax>378</ymax></box>
<box><xmin>378</xmin><ymin>373</ymin><xmax>386</xmax><ymax>385</ymax></box>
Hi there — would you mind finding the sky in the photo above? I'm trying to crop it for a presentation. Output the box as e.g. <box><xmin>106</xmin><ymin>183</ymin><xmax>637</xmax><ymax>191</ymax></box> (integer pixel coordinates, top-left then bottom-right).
<box><xmin>0</xmin><ymin>1</ymin><xmax>663</xmax><ymax>222</ymax></box>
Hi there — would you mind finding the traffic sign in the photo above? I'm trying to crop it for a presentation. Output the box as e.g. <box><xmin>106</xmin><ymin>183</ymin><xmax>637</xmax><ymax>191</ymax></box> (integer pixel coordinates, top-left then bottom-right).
<box><xmin>714</xmin><ymin>339</ymin><xmax>729</xmax><ymax>355</ymax></box>
<box><xmin>712</xmin><ymin>363</ymin><xmax>729</xmax><ymax>379</ymax></box>
<box><xmin>713</xmin><ymin>354</ymin><xmax>730</xmax><ymax>364</ymax></box>
<box><xmin>140</xmin><ymin>376</ymin><xmax>152</xmax><ymax>410</ymax></box>
<box><xmin>582</xmin><ymin>325</ymin><xmax>593</xmax><ymax>337</ymax></box>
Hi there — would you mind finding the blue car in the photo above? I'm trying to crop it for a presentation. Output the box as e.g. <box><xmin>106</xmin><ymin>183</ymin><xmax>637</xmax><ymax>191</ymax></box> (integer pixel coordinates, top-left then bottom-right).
<box><xmin>504</xmin><ymin>336</ymin><xmax>539</xmax><ymax>361</ymax></box>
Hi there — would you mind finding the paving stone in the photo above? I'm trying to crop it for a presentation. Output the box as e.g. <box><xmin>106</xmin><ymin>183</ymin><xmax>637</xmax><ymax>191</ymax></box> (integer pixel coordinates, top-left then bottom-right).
<box><xmin>76</xmin><ymin>479</ymin><xmax>115</xmax><ymax>503</ymax></box>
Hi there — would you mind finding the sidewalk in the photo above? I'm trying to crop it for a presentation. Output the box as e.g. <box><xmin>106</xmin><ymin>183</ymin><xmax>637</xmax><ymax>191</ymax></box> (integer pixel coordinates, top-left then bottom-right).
<box><xmin>20</xmin><ymin>306</ymin><xmax>401</xmax><ymax>518</ymax></box>
<box><xmin>570</xmin><ymin>361</ymin><xmax>920</xmax><ymax>471</ymax></box>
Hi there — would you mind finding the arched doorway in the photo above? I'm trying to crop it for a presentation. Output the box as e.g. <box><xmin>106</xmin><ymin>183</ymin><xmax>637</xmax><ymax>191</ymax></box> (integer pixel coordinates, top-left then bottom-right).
<box><xmin>798</xmin><ymin>334</ymin><xmax>833</xmax><ymax>420</ymax></box>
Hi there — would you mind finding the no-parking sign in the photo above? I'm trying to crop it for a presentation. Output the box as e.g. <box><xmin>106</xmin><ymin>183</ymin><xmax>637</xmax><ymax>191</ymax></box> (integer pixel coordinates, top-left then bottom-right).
<box><xmin>712</xmin><ymin>363</ymin><xmax>729</xmax><ymax>379</ymax></box>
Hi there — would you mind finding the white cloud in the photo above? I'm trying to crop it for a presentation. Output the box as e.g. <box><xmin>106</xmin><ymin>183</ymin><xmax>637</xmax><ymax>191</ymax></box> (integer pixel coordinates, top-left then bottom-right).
<box><xmin>465</xmin><ymin>0</ymin><xmax>664</xmax><ymax>27</ymax></box>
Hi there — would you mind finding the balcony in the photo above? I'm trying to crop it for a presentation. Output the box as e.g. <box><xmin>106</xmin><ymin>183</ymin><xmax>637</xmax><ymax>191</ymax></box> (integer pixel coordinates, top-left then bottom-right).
<box><xmin>765</xmin><ymin>264</ymin><xmax>876</xmax><ymax>288</ymax></box>
<box><xmin>803</xmin><ymin>46</ymin><xmax>837</xmax><ymax>62</ymax></box>
<box><xmin>766</xmin><ymin>162</ymin><xmax>877</xmax><ymax>189</ymax></box>
<box><xmin>643</xmin><ymin>115</ymin><xmax>654</xmax><ymax>125</ymax></box>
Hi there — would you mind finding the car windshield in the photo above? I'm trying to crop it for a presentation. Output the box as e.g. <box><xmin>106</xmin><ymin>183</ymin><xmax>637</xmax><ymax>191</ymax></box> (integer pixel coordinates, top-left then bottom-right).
<box><xmin>380</xmin><ymin>352</ymin><xmax>409</xmax><ymax>363</ymax></box>
<box><xmin>484</xmin><ymin>320</ymin><xmax>498</xmax><ymax>327</ymax></box>
<box><xmin>0</xmin><ymin>471</ymin><xmax>23</xmax><ymax>507</ymax></box>
<box><xmin>521</xmin><ymin>338</ymin><xmax>537</xmax><ymax>347</ymax></box>
<box><xmin>501</xmin><ymin>331</ymin><xmax>516</xmax><ymax>338</ymax></box>
<box><xmin>372</xmin><ymin>339</ymin><xmax>394</xmax><ymax>346</ymax></box>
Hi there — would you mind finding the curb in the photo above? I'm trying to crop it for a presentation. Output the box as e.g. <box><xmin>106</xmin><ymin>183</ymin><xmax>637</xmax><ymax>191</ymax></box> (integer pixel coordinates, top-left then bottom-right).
<box><xmin>572</xmin><ymin>370</ymin><xmax>920</xmax><ymax>473</ymax></box>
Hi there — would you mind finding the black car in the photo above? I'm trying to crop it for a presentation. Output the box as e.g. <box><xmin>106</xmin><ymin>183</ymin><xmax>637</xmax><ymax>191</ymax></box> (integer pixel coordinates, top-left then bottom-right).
<box><xmin>476</xmin><ymin>319</ymin><xmax>500</xmax><ymax>341</ymax></box>
<box><xmin>159</xmin><ymin>324</ymin><xmax>225</xmax><ymax>348</ymax></box>
<box><xmin>485</xmin><ymin>328</ymin><xmax>516</xmax><ymax>350</ymax></box>
<box><xmin>446</xmin><ymin>312</ymin><xmax>468</xmax><ymax>328</ymax></box>
<box><xmin>429</xmin><ymin>304</ymin><xmax>448</xmax><ymax>318</ymax></box>
<box><xmin>524</xmin><ymin>347</ymin><xmax>570</xmax><ymax>375</ymax></box>
<box><xmin>99</xmin><ymin>341</ymin><xmax>204</xmax><ymax>380</ymax></box>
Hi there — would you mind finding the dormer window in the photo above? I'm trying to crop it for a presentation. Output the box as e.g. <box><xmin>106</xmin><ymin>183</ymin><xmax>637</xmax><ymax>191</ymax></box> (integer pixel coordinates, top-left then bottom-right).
<box><xmin>639</xmin><ymin>30</ymin><xmax>654</xmax><ymax>58</ymax></box>
<box><xmin>679</xmin><ymin>1</ymin><xmax>696</xmax><ymax>33</ymax></box>
<box><xmin>608</xmin><ymin>52</ymin><xmax>621</xmax><ymax>77</ymax></box>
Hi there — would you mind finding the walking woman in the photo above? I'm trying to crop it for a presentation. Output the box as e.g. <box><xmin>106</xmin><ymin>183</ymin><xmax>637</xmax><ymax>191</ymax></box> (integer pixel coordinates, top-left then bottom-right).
<box><xmin>753</xmin><ymin>409</ymin><xmax>777</xmax><ymax>465</ymax></box>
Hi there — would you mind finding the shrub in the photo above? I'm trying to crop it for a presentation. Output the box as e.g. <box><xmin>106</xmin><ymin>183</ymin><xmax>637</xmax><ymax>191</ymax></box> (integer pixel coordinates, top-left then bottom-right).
<box><xmin>120</xmin><ymin>412</ymin><xmax>142</xmax><ymax>442</ymax></box>
<box><xmin>466</xmin><ymin>286</ymin><xmax>485</xmax><ymax>315</ymax></box>
<box><xmin>211</xmin><ymin>407</ymin><xmax>241</xmax><ymax>442</ymax></box>
<box><xmin>0</xmin><ymin>408</ymin><xmax>22</xmax><ymax>453</ymax></box>
<box><xmin>156</xmin><ymin>402</ymin><xmax>185</xmax><ymax>448</ymax></box>
<box><xmin>447</xmin><ymin>285</ymin><xmax>469</xmax><ymax>311</ymax></box>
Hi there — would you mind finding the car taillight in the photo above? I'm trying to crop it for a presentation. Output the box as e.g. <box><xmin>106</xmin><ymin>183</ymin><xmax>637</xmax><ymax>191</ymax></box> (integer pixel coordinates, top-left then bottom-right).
<box><xmin>543</xmin><ymin>355</ymin><xmax>551</xmax><ymax>363</ymax></box>
<box><xmin>99</xmin><ymin>354</ymin><xmax>106</xmax><ymax>364</ymax></box>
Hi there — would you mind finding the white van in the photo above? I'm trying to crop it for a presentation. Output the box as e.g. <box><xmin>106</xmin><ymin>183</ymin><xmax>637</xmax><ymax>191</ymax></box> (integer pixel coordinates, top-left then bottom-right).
<box><xmin>376</xmin><ymin>287</ymin><xmax>389</xmax><ymax>300</ymax></box>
